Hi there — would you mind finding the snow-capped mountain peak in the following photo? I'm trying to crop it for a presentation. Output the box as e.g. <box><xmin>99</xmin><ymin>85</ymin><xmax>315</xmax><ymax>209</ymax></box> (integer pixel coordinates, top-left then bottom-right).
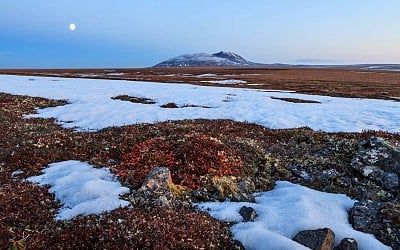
<box><xmin>154</xmin><ymin>51</ymin><xmax>256</xmax><ymax>67</ymax></box>
<box><xmin>212</xmin><ymin>51</ymin><xmax>248</xmax><ymax>64</ymax></box>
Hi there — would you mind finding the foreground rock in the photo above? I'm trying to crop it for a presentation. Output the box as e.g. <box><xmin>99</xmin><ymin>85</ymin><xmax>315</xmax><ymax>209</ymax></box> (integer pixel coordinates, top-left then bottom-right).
<box><xmin>292</xmin><ymin>228</ymin><xmax>335</xmax><ymax>250</ymax></box>
<box><xmin>128</xmin><ymin>167</ymin><xmax>189</xmax><ymax>209</ymax></box>
<box><xmin>350</xmin><ymin>201</ymin><xmax>400</xmax><ymax>249</ymax></box>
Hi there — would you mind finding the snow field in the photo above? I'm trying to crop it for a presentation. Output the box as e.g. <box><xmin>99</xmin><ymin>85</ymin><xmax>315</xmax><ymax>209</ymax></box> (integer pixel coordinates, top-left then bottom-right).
<box><xmin>0</xmin><ymin>75</ymin><xmax>400</xmax><ymax>133</ymax></box>
<box><xmin>1</xmin><ymin>74</ymin><xmax>394</xmax><ymax>248</ymax></box>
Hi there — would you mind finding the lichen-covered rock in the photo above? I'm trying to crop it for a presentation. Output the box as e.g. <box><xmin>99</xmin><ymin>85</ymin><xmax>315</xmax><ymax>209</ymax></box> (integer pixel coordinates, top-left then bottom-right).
<box><xmin>292</xmin><ymin>228</ymin><xmax>335</xmax><ymax>250</ymax></box>
<box><xmin>129</xmin><ymin>167</ymin><xmax>186</xmax><ymax>210</ymax></box>
<box><xmin>140</xmin><ymin>167</ymin><xmax>173</xmax><ymax>191</ymax></box>
<box><xmin>349</xmin><ymin>201</ymin><xmax>400</xmax><ymax>249</ymax></box>
<box><xmin>199</xmin><ymin>175</ymin><xmax>256</xmax><ymax>202</ymax></box>
<box><xmin>351</xmin><ymin>137</ymin><xmax>400</xmax><ymax>193</ymax></box>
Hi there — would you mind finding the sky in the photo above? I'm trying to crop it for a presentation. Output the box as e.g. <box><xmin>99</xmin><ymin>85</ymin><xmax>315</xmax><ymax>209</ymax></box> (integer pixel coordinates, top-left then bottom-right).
<box><xmin>1</xmin><ymin>1</ymin><xmax>399</xmax><ymax>68</ymax></box>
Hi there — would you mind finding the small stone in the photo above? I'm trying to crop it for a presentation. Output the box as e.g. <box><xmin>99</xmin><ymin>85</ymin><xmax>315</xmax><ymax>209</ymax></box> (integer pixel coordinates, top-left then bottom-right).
<box><xmin>239</xmin><ymin>206</ymin><xmax>257</xmax><ymax>222</ymax></box>
<box><xmin>293</xmin><ymin>228</ymin><xmax>335</xmax><ymax>250</ymax></box>
<box><xmin>160</xmin><ymin>102</ymin><xmax>179</xmax><ymax>108</ymax></box>
<box><xmin>334</xmin><ymin>238</ymin><xmax>358</xmax><ymax>250</ymax></box>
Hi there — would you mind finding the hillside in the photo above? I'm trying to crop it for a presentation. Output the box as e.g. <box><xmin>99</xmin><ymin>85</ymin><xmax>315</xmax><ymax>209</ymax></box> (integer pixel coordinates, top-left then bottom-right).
<box><xmin>154</xmin><ymin>51</ymin><xmax>258</xmax><ymax>67</ymax></box>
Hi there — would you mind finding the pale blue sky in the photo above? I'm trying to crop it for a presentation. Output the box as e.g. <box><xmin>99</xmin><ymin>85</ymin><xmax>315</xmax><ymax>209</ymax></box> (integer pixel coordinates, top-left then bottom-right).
<box><xmin>1</xmin><ymin>1</ymin><xmax>399</xmax><ymax>68</ymax></box>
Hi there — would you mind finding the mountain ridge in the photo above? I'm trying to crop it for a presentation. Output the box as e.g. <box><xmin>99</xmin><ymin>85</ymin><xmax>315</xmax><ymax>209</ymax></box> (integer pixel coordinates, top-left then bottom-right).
<box><xmin>154</xmin><ymin>51</ymin><xmax>258</xmax><ymax>67</ymax></box>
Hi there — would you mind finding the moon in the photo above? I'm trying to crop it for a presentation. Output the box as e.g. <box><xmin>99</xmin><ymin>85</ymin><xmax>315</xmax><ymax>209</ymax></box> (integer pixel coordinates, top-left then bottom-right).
<box><xmin>69</xmin><ymin>23</ymin><xmax>76</xmax><ymax>31</ymax></box>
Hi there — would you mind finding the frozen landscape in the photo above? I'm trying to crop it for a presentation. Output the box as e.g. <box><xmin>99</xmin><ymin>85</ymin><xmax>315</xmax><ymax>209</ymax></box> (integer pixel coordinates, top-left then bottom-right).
<box><xmin>1</xmin><ymin>74</ymin><xmax>400</xmax><ymax>133</ymax></box>
<box><xmin>3</xmin><ymin>1</ymin><xmax>400</xmax><ymax>249</ymax></box>
<box><xmin>1</xmin><ymin>74</ymin><xmax>397</xmax><ymax>249</ymax></box>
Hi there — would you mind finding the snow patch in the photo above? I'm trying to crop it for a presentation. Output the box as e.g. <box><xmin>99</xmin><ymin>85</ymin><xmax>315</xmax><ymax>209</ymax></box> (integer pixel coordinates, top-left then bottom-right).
<box><xmin>202</xmin><ymin>79</ymin><xmax>247</xmax><ymax>84</ymax></box>
<box><xmin>196</xmin><ymin>73</ymin><xmax>217</xmax><ymax>78</ymax></box>
<box><xmin>27</xmin><ymin>160</ymin><xmax>130</xmax><ymax>220</ymax></box>
<box><xmin>195</xmin><ymin>181</ymin><xmax>390</xmax><ymax>250</ymax></box>
<box><xmin>11</xmin><ymin>170</ymin><xmax>24</xmax><ymax>177</ymax></box>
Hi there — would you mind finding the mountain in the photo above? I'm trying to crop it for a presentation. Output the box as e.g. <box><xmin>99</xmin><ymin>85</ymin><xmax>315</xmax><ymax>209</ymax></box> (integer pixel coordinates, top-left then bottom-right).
<box><xmin>154</xmin><ymin>51</ymin><xmax>258</xmax><ymax>67</ymax></box>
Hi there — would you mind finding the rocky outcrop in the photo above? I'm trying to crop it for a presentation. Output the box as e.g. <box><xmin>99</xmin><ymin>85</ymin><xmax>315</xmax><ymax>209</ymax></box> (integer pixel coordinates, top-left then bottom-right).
<box><xmin>351</xmin><ymin>137</ymin><xmax>400</xmax><ymax>193</ymax></box>
<box><xmin>128</xmin><ymin>167</ymin><xmax>188</xmax><ymax>210</ymax></box>
<box><xmin>292</xmin><ymin>228</ymin><xmax>335</xmax><ymax>250</ymax></box>
<box><xmin>349</xmin><ymin>201</ymin><xmax>400</xmax><ymax>249</ymax></box>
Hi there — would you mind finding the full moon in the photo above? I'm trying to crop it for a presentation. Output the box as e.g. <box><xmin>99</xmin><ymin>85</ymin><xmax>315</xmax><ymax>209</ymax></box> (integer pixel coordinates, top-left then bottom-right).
<box><xmin>69</xmin><ymin>23</ymin><xmax>76</xmax><ymax>31</ymax></box>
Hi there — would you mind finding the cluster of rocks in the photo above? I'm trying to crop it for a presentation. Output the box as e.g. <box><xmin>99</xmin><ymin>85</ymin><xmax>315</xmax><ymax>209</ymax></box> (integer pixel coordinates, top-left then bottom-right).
<box><xmin>350</xmin><ymin>201</ymin><xmax>400</xmax><ymax>249</ymax></box>
<box><xmin>129</xmin><ymin>136</ymin><xmax>400</xmax><ymax>249</ymax></box>
<box><xmin>348</xmin><ymin>137</ymin><xmax>400</xmax><ymax>249</ymax></box>
<box><xmin>293</xmin><ymin>228</ymin><xmax>357</xmax><ymax>250</ymax></box>
<box><xmin>282</xmin><ymin>137</ymin><xmax>400</xmax><ymax>249</ymax></box>
<box><xmin>236</xmin><ymin>206</ymin><xmax>359</xmax><ymax>249</ymax></box>
<box><xmin>351</xmin><ymin>137</ymin><xmax>399</xmax><ymax>197</ymax></box>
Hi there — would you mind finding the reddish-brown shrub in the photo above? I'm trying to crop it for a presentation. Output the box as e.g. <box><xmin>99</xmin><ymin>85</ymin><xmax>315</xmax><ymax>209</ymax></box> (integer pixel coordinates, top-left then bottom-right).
<box><xmin>117</xmin><ymin>135</ymin><xmax>243</xmax><ymax>189</ymax></box>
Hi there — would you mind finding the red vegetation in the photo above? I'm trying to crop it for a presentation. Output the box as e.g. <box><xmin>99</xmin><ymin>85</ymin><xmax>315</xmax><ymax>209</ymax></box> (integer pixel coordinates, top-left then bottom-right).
<box><xmin>171</xmin><ymin>135</ymin><xmax>242</xmax><ymax>189</ymax></box>
<box><xmin>117</xmin><ymin>138</ymin><xmax>177</xmax><ymax>188</ymax></box>
<box><xmin>116</xmin><ymin>135</ymin><xmax>243</xmax><ymax>189</ymax></box>
<box><xmin>35</xmin><ymin>208</ymin><xmax>242</xmax><ymax>249</ymax></box>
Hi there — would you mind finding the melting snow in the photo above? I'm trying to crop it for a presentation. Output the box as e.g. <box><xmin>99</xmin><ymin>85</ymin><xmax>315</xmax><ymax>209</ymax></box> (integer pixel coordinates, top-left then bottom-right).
<box><xmin>27</xmin><ymin>160</ymin><xmax>130</xmax><ymax>220</ymax></box>
<box><xmin>1</xmin><ymin>74</ymin><xmax>400</xmax><ymax>133</ymax></box>
<box><xmin>11</xmin><ymin>170</ymin><xmax>24</xmax><ymax>177</ymax></box>
<box><xmin>195</xmin><ymin>181</ymin><xmax>390</xmax><ymax>250</ymax></box>
<box><xmin>202</xmin><ymin>79</ymin><xmax>247</xmax><ymax>84</ymax></box>
<box><xmin>196</xmin><ymin>73</ymin><xmax>217</xmax><ymax>77</ymax></box>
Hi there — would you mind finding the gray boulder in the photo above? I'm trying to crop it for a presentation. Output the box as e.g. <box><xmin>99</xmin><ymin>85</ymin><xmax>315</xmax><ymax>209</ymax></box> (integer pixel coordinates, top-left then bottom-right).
<box><xmin>293</xmin><ymin>228</ymin><xmax>335</xmax><ymax>250</ymax></box>
<box><xmin>129</xmin><ymin>167</ymin><xmax>176</xmax><ymax>209</ymax></box>
<box><xmin>239</xmin><ymin>206</ymin><xmax>257</xmax><ymax>222</ymax></box>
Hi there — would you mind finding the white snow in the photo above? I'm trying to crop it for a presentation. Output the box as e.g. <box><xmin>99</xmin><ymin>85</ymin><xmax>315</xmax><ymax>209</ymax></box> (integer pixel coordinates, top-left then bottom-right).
<box><xmin>167</xmin><ymin>53</ymin><xmax>232</xmax><ymax>64</ymax></box>
<box><xmin>1</xmin><ymin>74</ymin><xmax>400</xmax><ymax>133</ymax></box>
<box><xmin>202</xmin><ymin>79</ymin><xmax>247</xmax><ymax>84</ymax></box>
<box><xmin>11</xmin><ymin>170</ymin><xmax>24</xmax><ymax>177</ymax></box>
<box><xmin>27</xmin><ymin>160</ymin><xmax>130</xmax><ymax>220</ymax></box>
<box><xmin>196</xmin><ymin>73</ymin><xmax>217</xmax><ymax>77</ymax></box>
<box><xmin>195</xmin><ymin>181</ymin><xmax>390</xmax><ymax>250</ymax></box>
<box><xmin>106</xmin><ymin>72</ymin><xmax>126</xmax><ymax>76</ymax></box>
